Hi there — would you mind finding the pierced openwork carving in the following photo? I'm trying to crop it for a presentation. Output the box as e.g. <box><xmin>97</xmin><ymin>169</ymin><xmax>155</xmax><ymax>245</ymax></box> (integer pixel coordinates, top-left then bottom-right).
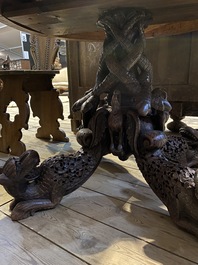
<box><xmin>1</xmin><ymin>7</ymin><xmax>198</xmax><ymax>238</ymax></box>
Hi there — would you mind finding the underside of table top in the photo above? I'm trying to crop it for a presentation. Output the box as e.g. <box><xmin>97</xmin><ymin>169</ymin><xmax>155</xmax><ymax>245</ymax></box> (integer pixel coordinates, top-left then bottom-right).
<box><xmin>0</xmin><ymin>0</ymin><xmax>198</xmax><ymax>40</ymax></box>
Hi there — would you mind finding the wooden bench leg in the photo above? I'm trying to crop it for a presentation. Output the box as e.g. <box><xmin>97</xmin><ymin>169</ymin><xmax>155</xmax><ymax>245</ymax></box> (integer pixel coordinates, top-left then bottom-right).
<box><xmin>29</xmin><ymin>90</ymin><xmax>69</xmax><ymax>142</ymax></box>
<box><xmin>0</xmin><ymin>76</ymin><xmax>29</xmax><ymax>156</ymax></box>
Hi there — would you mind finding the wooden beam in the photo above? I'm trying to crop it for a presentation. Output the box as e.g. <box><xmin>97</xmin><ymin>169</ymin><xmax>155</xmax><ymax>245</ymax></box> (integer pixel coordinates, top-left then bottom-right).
<box><xmin>1</xmin><ymin>13</ymin><xmax>198</xmax><ymax>42</ymax></box>
<box><xmin>59</xmin><ymin>31</ymin><xmax>105</xmax><ymax>41</ymax></box>
<box><xmin>146</xmin><ymin>19</ymin><xmax>198</xmax><ymax>38</ymax></box>
<box><xmin>62</xmin><ymin>19</ymin><xmax>198</xmax><ymax>41</ymax></box>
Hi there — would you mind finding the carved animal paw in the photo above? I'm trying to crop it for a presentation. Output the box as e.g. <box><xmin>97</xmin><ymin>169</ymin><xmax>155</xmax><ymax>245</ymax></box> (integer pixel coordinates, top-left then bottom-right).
<box><xmin>10</xmin><ymin>199</ymin><xmax>58</xmax><ymax>221</ymax></box>
<box><xmin>11</xmin><ymin>203</ymin><xmax>35</xmax><ymax>221</ymax></box>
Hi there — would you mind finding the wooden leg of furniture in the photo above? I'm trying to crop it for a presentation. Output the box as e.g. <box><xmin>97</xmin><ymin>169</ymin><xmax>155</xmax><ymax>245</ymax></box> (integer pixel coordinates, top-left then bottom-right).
<box><xmin>29</xmin><ymin>90</ymin><xmax>69</xmax><ymax>142</ymax></box>
<box><xmin>0</xmin><ymin>76</ymin><xmax>29</xmax><ymax>155</ymax></box>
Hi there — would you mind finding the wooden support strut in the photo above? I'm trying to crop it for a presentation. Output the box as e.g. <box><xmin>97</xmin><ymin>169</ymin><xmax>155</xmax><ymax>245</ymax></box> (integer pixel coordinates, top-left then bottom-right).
<box><xmin>62</xmin><ymin>19</ymin><xmax>198</xmax><ymax>41</ymax></box>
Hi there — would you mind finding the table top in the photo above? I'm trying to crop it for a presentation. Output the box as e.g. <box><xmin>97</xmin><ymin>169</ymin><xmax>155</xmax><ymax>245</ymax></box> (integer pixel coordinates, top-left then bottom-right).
<box><xmin>0</xmin><ymin>0</ymin><xmax>198</xmax><ymax>40</ymax></box>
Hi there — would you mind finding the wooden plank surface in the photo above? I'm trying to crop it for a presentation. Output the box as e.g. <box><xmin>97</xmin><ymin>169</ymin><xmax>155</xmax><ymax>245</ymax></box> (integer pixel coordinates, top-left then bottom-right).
<box><xmin>0</xmin><ymin>186</ymin><xmax>12</xmax><ymax>206</ymax></box>
<box><xmin>1</xmin><ymin>203</ymin><xmax>196</xmax><ymax>265</ymax></box>
<box><xmin>82</xmin><ymin>167</ymin><xmax>168</xmax><ymax>215</ymax></box>
<box><xmin>61</xmin><ymin>187</ymin><xmax>198</xmax><ymax>263</ymax></box>
<box><xmin>0</xmin><ymin>211</ymin><xmax>87</xmax><ymax>265</ymax></box>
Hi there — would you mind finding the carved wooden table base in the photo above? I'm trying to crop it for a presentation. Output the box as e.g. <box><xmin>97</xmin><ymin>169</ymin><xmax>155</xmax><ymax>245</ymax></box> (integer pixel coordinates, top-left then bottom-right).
<box><xmin>0</xmin><ymin>70</ymin><xmax>68</xmax><ymax>156</ymax></box>
<box><xmin>1</xmin><ymin>8</ymin><xmax>198</xmax><ymax>239</ymax></box>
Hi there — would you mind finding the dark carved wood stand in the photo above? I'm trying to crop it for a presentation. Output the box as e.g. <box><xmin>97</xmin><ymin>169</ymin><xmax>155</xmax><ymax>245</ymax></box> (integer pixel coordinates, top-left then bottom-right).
<box><xmin>1</xmin><ymin>8</ymin><xmax>198</xmax><ymax>238</ymax></box>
